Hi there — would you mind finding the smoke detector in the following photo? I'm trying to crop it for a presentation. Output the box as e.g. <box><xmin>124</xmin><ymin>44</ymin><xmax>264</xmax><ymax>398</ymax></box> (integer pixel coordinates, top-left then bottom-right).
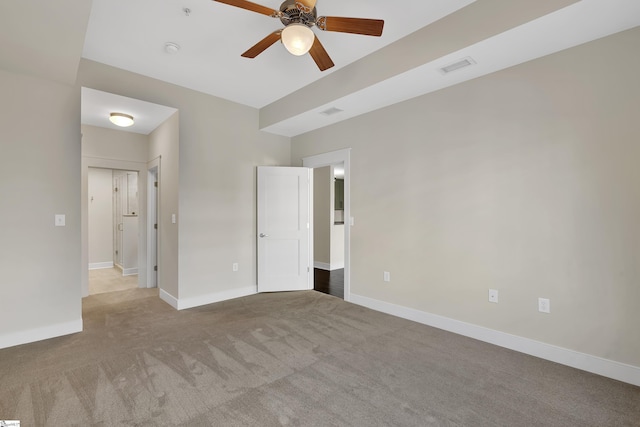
<box><xmin>164</xmin><ymin>42</ymin><xmax>181</xmax><ymax>54</ymax></box>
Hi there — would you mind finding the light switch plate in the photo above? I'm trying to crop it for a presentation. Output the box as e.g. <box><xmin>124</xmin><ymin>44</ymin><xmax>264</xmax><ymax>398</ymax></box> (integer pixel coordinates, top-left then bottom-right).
<box><xmin>488</xmin><ymin>289</ymin><xmax>499</xmax><ymax>303</ymax></box>
<box><xmin>538</xmin><ymin>298</ymin><xmax>551</xmax><ymax>313</ymax></box>
<box><xmin>55</xmin><ymin>214</ymin><xmax>66</xmax><ymax>227</ymax></box>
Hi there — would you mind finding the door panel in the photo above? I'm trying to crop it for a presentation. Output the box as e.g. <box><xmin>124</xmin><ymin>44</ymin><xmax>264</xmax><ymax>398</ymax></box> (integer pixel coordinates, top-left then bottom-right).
<box><xmin>258</xmin><ymin>166</ymin><xmax>311</xmax><ymax>292</ymax></box>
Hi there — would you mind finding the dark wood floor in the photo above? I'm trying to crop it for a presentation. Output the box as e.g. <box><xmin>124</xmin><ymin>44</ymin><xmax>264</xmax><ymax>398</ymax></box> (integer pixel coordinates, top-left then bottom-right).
<box><xmin>314</xmin><ymin>268</ymin><xmax>344</xmax><ymax>299</ymax></box>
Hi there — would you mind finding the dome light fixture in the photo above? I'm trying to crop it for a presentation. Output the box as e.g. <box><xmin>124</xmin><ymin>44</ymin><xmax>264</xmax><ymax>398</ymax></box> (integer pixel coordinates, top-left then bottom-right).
<box><xmin>281</xmin><ymin>23</ymin><xmax>314</xmax><ymax>56</ymax></box>
<box><xmin>109</xmin><ymin>112</ymin><xmax>134</xmax><ymax>127</ymax></box>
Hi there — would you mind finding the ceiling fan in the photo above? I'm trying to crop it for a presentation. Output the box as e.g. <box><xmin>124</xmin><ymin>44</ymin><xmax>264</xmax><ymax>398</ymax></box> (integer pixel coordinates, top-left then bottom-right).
<box><xmin>213</xmin><ymin>0</ymin><xmax>384</xmax><ymax>71</ymax></box>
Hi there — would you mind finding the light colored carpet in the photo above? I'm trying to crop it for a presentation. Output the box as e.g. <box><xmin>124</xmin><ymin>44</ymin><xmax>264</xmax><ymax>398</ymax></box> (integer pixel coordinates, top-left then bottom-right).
<box><xmin>89</xmin><ymin>267</ymin><xmax>138</xmax><ymax>295</ymax></box>
<box><xmin>0</xmin><ymin>289</ymin><xmax>638</xmax><ymax>426</ymax></box>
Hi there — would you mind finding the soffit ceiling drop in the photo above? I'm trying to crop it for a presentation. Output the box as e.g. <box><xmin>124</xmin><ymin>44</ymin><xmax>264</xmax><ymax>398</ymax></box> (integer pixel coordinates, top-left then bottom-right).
<box><xmin>80</xmin><ymin>0</ymin><xmax>640</xmax><ymax>137</ymax></box>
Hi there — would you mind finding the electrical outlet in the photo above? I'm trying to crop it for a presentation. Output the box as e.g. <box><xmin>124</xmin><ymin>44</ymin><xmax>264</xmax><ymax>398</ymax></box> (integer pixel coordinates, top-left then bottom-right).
<box><xmin>383</xmin><ymin>271</ymin><xmax>390</xmax><ymax>282</ymax></box>
<box><xmin>488</xmin><ymin>289</ymin><xmax>499</xmax><ymax>303</ymax></box>
<box><xmin>232</xmin><ymin>263</ymin><xmax>239</xmax><ymax>272</ymax></box>
<box><xmin>55</xmin><ymin>214</ymin><xmax>65</xmax><ymax>227</ymax></box>
<box><xmin>538</xmin><ymin>298</ymin><xmax>551</xmax><ymax>313</ymax></box>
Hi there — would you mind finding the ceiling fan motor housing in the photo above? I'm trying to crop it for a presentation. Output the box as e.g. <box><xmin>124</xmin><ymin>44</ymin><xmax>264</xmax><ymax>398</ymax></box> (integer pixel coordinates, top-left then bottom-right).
<box><xmin>279</xmin><ymin>0</ymin><xmax>317</xmax><ymax>27</ymax></box>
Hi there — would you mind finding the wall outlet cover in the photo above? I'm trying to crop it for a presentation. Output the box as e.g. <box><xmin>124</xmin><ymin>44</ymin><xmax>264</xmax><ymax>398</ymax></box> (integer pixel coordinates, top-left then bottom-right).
<box><xmin>488</xmin><ymin>289</ymin><xmax>499</xmax><ymax>303</ymax></box>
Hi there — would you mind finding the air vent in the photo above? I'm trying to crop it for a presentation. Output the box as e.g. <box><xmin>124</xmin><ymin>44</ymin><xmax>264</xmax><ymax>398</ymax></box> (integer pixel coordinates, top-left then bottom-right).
<box><xmin>439</xmin><ymin>57</ymin><xmax>476</xmax><ymax>74</ymax></box>
<box><xmin>320</xmin><ymin>107</ymin><xmax>344</xmax><ymax>116</ymax></box>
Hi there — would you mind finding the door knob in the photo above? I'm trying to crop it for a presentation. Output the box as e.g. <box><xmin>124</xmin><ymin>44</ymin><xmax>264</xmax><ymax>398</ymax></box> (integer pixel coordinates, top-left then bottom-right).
<box><xmin>259</xmin><ymin>233</ymin><xmax>268</xmax><ymax>238</ymax></box>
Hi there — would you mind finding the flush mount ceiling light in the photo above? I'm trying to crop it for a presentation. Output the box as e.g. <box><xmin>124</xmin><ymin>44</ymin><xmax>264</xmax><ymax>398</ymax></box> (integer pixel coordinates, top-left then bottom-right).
<box><xmin>281</xmin><ymin>23</ymin><xmax>315</xmax><ymax>56</ymax></box>
<box><xmin>109</xmin><ymin>112</ymin><xmax>134</xmax><ymax>127</ymax></box>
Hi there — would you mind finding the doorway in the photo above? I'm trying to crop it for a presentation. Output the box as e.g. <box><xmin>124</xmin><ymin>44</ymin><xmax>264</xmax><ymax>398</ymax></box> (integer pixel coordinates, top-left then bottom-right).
<box><xmin>303</xmin><ymin>149</ymin><xmax>351</xmax><ymax>301</ymax></box>
<box><xmin>87</xmin><ymin>167</ymin><xmax>141</xmax><ymax>295</ymax></box>
<box><xmin>312</xmin><ymin>164</ymin><xmax>345</xmax><ymax>298</ymax></box>
<box><xmin>80</xmin><ymin>87</ymin><xmax>178</xmax><ymax>299</ymax></box>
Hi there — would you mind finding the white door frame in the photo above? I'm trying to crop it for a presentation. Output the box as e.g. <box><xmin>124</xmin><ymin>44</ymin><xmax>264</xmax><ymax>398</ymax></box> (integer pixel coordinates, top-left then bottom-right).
<box><xmin>147</xmin><ymin>157</ymin><xmax>160</xmax><ymax>288</ymax></box>
<box><xmin>303</xmin><ymin>148</ymin><xmax>351</xmax><ymax>301</ymax></box>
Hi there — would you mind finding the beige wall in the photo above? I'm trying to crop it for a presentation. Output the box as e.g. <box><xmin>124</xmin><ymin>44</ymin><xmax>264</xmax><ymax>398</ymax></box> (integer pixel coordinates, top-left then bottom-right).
<box><xmin>77</xmin><ymin>59</ymin><xmax>291</xmax><ymax>306</ymax></box>
<box><xmin>149</xmin><ymin>112</ymin><xmax>180</xmax><ymax>298</ymax></box>
<box><xmin>313</xmin><ymin>166</ymin><xmax>332</xmax><ymax>266</ymax></box>
<box><xmin>0</xmin><ymin>68</ymin><xmax>82</xmax><ymax>346</ymax></box>
<box><xmin>82</xmin><ymin>124</ymin><xmax>150</xmax><ymax>163</ymax></box>
<box><xmin>291</xmin><ymin>28</ymin><xmax>640</xmax><ymax>367</ymax></box>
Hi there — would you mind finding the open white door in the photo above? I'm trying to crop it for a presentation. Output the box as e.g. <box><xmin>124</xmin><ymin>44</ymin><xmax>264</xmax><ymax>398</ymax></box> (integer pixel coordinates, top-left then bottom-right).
<box><xmin>257</xmin><ymin>166</ymin><xmax>312</xmax><ymax>292</ymax></box>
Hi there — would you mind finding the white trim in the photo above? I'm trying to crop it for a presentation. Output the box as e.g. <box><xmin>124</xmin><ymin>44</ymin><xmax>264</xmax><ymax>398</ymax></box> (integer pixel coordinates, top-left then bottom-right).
<box><xmin>303</xmin><ymin>148</ymin><xmax>351</xmax><ymax>301</ymax></box>
<box><xmin>122</xmin><ymin>267</ymin><xmax>138</xmax><ymax>276</ymax></box>
<box><xmin>89</xmin><ymin>261</ymin><xmax>114</xmax><ymax>270</ymax></box>
<box><xmin>331</xmin><ymin>262</ymin><xmax>344</xmax><ymax>270</ymax></box>
<box><xmin>314</xmin><ymin>262</ymin><xmax>331</xmax><ymax>270</ymax></box>
<box><xmin>0</xmin><ymin>318</ymin><xmax>83</xmax><ymax>350</ymax></box>
<box><xmin>159</xmin><ymin>288</ymin><xmax>179</xmax><ymax>309</ymax></box>
<box><xmin>176</xmin><ymin>286</ymin><xmax>257</xmax><ymax>311</ymax></box>
<box><xmin>314</xmin><ymin>261</ymin><xmax>344</xmax><ymax>271</ymax></box>
<box><xmin>159</xmin><ymin>286</ymin><xmax>257</xmax><ymax>311</ymax></box>
<box><xmin>147</xmin><ymin>158</ymin><xmax>160</xmax><ymax>289</ymax></box>
<box><xmin>350</xmin><ymin>293</ymin><xmax>640</xmax><ymax>387</ymax></box>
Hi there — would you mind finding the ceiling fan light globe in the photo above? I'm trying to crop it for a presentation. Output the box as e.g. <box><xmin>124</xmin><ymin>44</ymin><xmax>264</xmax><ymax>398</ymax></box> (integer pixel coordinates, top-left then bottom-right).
<box><xmin>281</xmin><ymin>23</ymin><xmax>314</xmax><ymax>56</ymax></box>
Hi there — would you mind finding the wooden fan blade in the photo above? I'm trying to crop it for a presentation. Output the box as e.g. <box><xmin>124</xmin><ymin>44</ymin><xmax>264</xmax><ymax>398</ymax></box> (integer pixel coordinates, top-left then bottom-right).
<box><xmin>316</xmin><ymin>16</ymin><xmax>384</xmax><ymax>37</ymax></box>
<box><xmin>295</xmin><ymin>0</ymin><xmax>317</xmax><ymax>13</ymax></box>
<box><xmin>242</xmin><ymin>31</ymin><xmax>281</xmax><ymax>58</ymax></box>
<box><xmin>213</xmin><ymin>0</ymin><xmax>277</xmax><ymax>17</ymax></box>
<box><xmin>309</xmin><ymin>36</ymin><xmax>334</xmax><ymax>72</ymax></box>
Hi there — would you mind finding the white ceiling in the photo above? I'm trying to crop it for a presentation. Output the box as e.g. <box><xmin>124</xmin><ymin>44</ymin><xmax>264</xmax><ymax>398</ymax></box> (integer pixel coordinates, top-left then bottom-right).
<box><xmin>82</xmin><ymin>0</ymin><xmax>475</xmax><ymax>108</ymax></box>
<box><xmin>79</xmin><ymin>0</ymin><xmax>640</xmax><ymax>136</ymax></box>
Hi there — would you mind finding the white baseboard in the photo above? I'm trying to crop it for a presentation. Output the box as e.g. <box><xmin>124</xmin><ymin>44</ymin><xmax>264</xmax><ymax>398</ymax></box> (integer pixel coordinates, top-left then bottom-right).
<box><xmin>176</xmin><ymin>286</ymin><xmax>257</xmax><ymax>310</ymax></box>
<box><xmin>0</xmin><ymin>318</ymin><xmax>83</xmax><ymax>350</ymax></box>
<box><xmin>331</xmin><ymin>261</ymin><xmax>344</xmax><ymax>270</ymax></box>
<box><xmin>314</xmin><ymin>262</ymin><xmax>331</xmax><ymax>270</ymax></box>
<box><xmin>122</xmin><ymin>267</ymin><xmax>138</xmax><ymax>276</ymax></box>
<box><xmin>314</xmin><ymin>261</ymin><xmax>344</xmax><ymax>271</ymax></box>
<box><xmin>159</xmin><ymin>286</ymin><xmax>257</xmax><ymax>311</ymax></box>
<box><xmin>159</xmin><ymin>289</ymin><xmax>179</xmax><ymax>309</ymax></box>
<box><xmin>350</xmin><ymin>293</ymin><xmax>640</xmax><ymax>387</ymax></box>
<box><xmin>89</xmin><ymin>262</ymin><xmax>114</xmax><ymax>270</ymax></box>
